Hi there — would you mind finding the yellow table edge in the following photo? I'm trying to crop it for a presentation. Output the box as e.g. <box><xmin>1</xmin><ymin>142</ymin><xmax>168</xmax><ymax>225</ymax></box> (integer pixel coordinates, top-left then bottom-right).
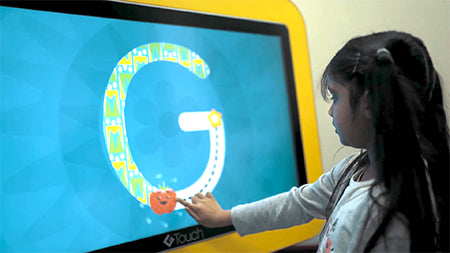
<box><xmin>120</xmin><ymin>0</ymin><xmax>325</xmax><ymax>251</ymax></box>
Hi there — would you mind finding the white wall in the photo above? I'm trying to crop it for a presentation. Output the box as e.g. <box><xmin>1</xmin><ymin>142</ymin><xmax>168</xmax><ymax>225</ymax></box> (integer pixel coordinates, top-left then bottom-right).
<box><xmin>291</xmin><ymin>0</ymin><xmax>450</xmax><ymax>172</ymax></box>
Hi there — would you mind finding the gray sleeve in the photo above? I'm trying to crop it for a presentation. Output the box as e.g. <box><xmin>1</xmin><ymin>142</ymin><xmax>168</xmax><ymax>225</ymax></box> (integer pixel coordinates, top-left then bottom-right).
<box><xmin>230</xmin><ymin>156</ymin><xmax>354</xmax><ymax>236</ymax></box>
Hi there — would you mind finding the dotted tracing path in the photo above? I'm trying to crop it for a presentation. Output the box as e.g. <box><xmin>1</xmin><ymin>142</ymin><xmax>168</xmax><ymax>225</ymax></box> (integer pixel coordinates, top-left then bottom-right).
<box><xmin>176</xmin><ymin>110</ymin><xmax>225</xmax><ymax>208</ymax></box>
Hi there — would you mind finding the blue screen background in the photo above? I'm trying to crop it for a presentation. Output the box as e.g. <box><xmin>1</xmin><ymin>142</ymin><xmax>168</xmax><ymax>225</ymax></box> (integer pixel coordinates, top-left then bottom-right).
<box><xmin>0</xmin><ymin>6</ymin><xmax>299</xmax><ymax>252</ymax></box>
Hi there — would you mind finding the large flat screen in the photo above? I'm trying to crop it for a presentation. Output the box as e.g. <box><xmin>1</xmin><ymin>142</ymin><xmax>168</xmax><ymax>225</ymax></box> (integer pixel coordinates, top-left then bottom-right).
<box><xmin>0</xmin><ymin>1</ymin><xmax>306</xmax><ymax>252</ymax></box>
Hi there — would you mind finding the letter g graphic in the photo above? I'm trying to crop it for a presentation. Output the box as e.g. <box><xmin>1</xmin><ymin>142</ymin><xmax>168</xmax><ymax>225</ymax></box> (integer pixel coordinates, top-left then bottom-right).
<box><xmin>102</xmin><ymin>43</ymin><xmax>225</xmax><ymax>212</ymax></box>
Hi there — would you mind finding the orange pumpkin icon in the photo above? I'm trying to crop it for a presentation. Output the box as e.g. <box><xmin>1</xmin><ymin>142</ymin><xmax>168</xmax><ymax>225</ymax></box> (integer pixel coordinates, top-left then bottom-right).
<box><xmin>150</xmin><ymin>188</ymin><xmax>177</xmax><ymax>215</ymax></box>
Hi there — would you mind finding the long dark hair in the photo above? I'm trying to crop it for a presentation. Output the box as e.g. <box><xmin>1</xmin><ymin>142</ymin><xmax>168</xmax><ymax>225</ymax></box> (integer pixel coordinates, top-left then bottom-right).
<box><xmin>320</xmin><ymin>31</ymin><xmax>449</xmax><ymax>252</ymax></box>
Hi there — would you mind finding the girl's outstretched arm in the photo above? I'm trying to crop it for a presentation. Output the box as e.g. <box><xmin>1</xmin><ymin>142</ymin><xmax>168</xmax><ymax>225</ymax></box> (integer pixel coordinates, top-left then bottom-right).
<box><xmin>177</xmin><ymin>192</ymin><xmax>232</xmax><ymax>228</ymax></box>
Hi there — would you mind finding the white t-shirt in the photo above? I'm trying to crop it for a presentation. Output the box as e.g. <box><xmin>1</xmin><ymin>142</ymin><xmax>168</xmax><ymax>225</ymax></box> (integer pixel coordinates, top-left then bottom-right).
<box><xmin>230</xmin><ymin>154</ymin><xmax>410</xmax><ymax>252</ymax></box>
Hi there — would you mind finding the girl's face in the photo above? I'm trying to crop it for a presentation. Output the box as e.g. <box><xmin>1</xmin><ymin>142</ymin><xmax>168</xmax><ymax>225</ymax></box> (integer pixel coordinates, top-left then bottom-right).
<box><xmin>327</xmin><ymin>81</ymin><xmax>371</xmax><ymax>149</ymax></box>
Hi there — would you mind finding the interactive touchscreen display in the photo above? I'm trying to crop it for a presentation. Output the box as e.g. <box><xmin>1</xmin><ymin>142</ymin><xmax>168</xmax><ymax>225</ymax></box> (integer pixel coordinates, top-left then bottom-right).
<box><xmin>0</xmin><ymin>1</ymin><xmax>306</xmax><ymax>252</ymax></box>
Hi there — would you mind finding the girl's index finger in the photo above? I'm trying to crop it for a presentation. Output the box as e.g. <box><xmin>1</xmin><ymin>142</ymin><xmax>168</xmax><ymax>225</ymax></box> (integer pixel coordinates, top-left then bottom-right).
<box><xmin>176</xmin><ymin>198</ymin><xmax>201</xmax><ymax>223</ymax></box>
<box><xmin>176</xmin><ymin>197</ymin><xmax>191</xmax><ymax>207</ymax></box>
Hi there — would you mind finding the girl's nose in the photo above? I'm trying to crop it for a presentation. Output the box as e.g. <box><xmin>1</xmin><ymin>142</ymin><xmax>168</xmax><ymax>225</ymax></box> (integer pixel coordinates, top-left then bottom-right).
<box><xmin>328</xmin><ymin>105</ymin><xmax>333</xmax><ymax>117</ymax></box>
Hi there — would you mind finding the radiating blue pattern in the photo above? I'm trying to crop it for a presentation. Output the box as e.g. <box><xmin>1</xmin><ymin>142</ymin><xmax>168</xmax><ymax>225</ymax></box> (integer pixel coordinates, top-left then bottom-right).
<box><xmin>0</xmin><ymin>5</ymin><xmax>298</xmax><ymax>252</ymax></box>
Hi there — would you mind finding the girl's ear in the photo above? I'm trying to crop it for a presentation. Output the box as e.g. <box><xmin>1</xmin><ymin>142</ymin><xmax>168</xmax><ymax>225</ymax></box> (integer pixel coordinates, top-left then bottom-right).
<box><xmin>363</xmin><ymin>90</ymin><xmax>371</xmax><ymax>119</ymax></box>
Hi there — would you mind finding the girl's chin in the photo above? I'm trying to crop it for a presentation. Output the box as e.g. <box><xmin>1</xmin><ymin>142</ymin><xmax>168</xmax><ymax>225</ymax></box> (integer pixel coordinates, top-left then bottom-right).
<box><xmin>336</xmin><ymin>134</ymin><xmax>350</xmax><ymax>147</ymax></box>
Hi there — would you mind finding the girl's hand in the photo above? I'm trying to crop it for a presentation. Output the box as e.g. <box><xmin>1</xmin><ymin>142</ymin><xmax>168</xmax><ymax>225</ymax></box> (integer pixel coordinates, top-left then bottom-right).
<box><xmin>177</xmin><ymin>192</ymin><xmax>232</xmax><ymax>228</ymax></box>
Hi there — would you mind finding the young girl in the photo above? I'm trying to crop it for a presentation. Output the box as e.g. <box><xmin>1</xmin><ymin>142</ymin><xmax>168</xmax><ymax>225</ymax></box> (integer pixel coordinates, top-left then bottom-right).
<box><xmin>177</xmin><ymin>31</ymin><xmax>449</xmax><ymax>252</ymax></box>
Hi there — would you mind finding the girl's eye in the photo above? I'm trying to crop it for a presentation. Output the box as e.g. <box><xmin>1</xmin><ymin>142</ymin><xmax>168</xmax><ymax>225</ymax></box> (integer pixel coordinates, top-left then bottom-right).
<box><xmin>331</xmin><ymin>96</ymin><xmax>337</xmax><ymax>103</ymax></box>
